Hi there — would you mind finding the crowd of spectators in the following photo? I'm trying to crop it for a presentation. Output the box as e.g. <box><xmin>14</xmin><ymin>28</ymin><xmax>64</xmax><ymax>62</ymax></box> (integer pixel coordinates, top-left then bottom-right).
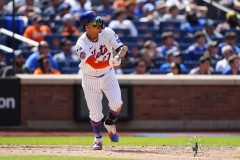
<box><xmin>0</xmin><ymin>0</ymin><xmax>240</xmax><ymax>77</ymax></box>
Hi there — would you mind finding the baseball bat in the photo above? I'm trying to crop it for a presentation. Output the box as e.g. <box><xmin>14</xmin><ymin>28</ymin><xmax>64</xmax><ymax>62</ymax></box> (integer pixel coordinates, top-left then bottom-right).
<box><xmin>116</xmin><ymin>45</ymin><xmax>128</xmax><ymax>60</ymax></box>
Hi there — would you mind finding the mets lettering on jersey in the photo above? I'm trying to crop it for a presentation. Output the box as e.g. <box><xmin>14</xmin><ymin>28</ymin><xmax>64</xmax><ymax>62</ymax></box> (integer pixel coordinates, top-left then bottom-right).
<box><xmin>76</xmin><ymin>27</ymin><xmax>123</xmax><ymax>75</ymax></box>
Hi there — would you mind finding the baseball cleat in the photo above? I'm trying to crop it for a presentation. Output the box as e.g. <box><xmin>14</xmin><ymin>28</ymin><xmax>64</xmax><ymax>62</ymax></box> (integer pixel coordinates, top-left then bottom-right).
<box><xmin>92</xmin><ymin>137</ymin><xmax>103</xmax><ymax>150</ymax></box>
<box><xmin>104</xmin><ymin>123</ymin><xmax>119</xmax><ymax>142</ymax></box>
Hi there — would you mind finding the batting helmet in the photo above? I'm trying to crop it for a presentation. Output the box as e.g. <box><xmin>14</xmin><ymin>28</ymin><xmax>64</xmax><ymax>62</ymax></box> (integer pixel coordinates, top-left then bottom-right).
<box><xmin>80</xmin><ymin>11</ymin><xmax>103</xmax><ymax>31</ymax></box>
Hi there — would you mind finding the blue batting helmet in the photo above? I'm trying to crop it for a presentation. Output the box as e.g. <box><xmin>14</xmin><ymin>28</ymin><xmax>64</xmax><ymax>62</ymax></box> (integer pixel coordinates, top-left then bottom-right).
<box><xmin>80</xmin><ymin>11</ymin><xmax>100</xmax><ymax>25</ymax></box>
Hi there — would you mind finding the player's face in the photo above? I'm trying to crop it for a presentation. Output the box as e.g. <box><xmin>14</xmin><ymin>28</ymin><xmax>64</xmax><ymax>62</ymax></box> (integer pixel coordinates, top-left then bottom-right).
<box><xmin>86</xmin><ymin>18</ymin><xmax>102</xmax><ymax>32</ymax></box>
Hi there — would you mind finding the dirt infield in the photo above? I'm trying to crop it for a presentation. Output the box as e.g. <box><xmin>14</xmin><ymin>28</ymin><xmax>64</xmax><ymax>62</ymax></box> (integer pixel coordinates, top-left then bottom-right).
<box><xmin>0</xmin><ymin>145</ymin><xmax>239</xmax><ymax>160</ymax></box>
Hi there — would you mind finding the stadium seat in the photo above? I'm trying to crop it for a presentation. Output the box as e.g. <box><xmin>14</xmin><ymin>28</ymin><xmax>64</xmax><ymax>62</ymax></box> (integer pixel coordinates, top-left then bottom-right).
<box><xmin>137</xmin><ymin>28</ymin><xmax>158</xmax><ymax>38</ymax></box>
<box><xmin>0</xmin><ymin>18</ymin><xmax>5</xmax><ymax>28</ymax></box>
<box><xmin>61</xmin><ymin>67</ymin><xmax>79</xmax><ymax>74</ymax></box>
<box><xmin>122</xmin><ymin>68</ymin><xmax>134</xmax><ymax>74</ymax></box>
<box><xmin>159</xmin><ymin>21</ymin><xmax>181</xmax><ymax>31</ymax></box>
<box><xmin>132</xmin><ymin>21</ymin><xmax>154</xmax><ymax>29</ymax></box>
<box><xmin>183</xmin><ymin>60</ymin><xmax>199</xmax><ymax>69</ymax></box>
<box><xmin>125</xmin><ymin>42</ymin><xmax>143</xmax><ymax>57</ymax></box>
<box><xmin>149</xmin><ymin>68</ymin><xmax>168</xmax><ymax>74</ymax></box>
<box><xmin>112</xmin><ymin>29</ymin><xmax>130</xmax><ymax>37</ymax></box>
<box><xmin>45</xmin><ymin>34</ymin><xmax>65</xmax><ymax>51</ymax></box>
<box><xmin>211</xmin><ymin>71</ymin><xmax>222</xmax><ymax>75</ymax></box>
<box><xmin>69</xmin><ymin>61</ymin><xmax>79</xmax><ymax>68</ymax></box>
<box><xmin>126</xmin><ymin>36</ymin><xmax>153</xmax><ymax>44</ymax></box>
<box><xmin>4</xmin><ymin>16</ymin><xmax>25</xmax><ymax>35</ymax></box>
<box><xmin>154</xmin><ymin>58</ymin><xmax>166</xmax><ymax>68</ymax></box>
<box><xmin>57</xmin><ymin>61</ymin><xmax>66</xmax><ymax>70</ymax></box>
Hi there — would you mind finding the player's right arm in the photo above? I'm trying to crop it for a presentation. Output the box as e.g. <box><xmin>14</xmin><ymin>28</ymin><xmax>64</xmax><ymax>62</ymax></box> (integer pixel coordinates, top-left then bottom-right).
<box><xmin>76</xmin><ymin>41</ymin><xmax>110</xmax><ymax>69</ymax></box>
<box><xmin>85</xmin><ymin>55</ymin><xmax>110</xmax><ymax>69</ymax></box>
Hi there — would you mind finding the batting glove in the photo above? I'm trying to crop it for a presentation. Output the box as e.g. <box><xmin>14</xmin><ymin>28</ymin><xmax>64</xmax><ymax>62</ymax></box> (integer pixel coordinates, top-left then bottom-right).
<box><xmin>109</xmin><ymin>56</ymin><xmax>121</xmax><ymax>66</ymax></box>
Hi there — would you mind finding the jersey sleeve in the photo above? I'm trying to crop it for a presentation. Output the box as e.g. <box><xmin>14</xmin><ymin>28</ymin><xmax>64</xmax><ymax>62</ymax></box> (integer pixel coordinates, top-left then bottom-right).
<box><xmin>75</xmin><ymin>40</ymin><xmax>91</xmax><ymax>64</ymax></box>
<box><xmin>107</xmin><ymin>28</ymin><xmax>123</xmax><ymax>50</ymax></box>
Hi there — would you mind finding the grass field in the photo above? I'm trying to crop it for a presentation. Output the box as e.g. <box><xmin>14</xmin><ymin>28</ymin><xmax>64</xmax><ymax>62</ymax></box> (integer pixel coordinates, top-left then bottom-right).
<box><xmin>0</xmin><ymin>136</ymin><xmax>239</xmax><ymax>146</ymax></box>
<box><xmin>0</xmin><ymin>136</ymin><xmax>239</xmax><ymax>160</ymax></box>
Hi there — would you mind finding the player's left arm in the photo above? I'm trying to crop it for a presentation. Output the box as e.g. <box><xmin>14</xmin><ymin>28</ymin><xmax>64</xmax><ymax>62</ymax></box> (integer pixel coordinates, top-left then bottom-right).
<box><xmin>107</xmin><ymin>28</ymin><xmax>129</xmax><ymax>59</ymax></box>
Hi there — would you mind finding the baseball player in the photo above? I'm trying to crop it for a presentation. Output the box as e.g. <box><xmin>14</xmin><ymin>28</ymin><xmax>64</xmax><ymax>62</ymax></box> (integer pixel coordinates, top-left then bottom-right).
<box><xmin>75</xmin><ymin>11</ymin><xmax>128</xmax><ymax>150</ymax></box>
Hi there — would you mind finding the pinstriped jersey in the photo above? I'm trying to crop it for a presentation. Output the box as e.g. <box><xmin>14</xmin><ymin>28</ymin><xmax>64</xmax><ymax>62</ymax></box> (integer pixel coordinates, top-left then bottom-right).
<box><xmin>76</xmin><ymin>27</ymin><xmax>123</xmax><ymax>77</ymax></box>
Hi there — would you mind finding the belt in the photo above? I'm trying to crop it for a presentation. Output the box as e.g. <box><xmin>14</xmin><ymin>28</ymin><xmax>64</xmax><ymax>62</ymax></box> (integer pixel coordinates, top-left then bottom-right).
<box><xmin>95</xmin><ymin>68</ymin><xmax>112</xmax><ymax>78</ymax></box>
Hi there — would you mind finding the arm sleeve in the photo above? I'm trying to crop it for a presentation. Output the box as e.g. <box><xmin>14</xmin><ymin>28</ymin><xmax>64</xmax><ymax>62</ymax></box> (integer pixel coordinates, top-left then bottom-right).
<box><xmin>86</xmin><ymin>55</ymin><xmax>110</xmax><ymax>69</ymax></box>
<box><xmin>107</xmin><ymin>28</ymin><xmax>123</xmax><ymax>50</ymax></box>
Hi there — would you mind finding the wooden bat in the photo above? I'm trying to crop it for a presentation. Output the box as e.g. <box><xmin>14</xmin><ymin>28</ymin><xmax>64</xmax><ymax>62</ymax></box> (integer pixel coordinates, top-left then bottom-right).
<box><xmin>116</xmin><ymin>45</ymin><xmax>128</xmax><ymax>60</ymax></box>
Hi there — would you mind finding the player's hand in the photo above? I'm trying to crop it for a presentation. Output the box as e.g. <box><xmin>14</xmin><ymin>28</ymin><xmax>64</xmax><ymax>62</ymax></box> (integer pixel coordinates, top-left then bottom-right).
<box><xmin>109</xmin><ymin>55</ymin><xmax>121</xmax><ymax>66</ymax></box>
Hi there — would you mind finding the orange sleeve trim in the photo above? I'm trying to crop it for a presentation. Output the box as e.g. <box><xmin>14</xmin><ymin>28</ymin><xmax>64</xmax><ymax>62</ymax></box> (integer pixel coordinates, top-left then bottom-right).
<box><xmin>86</xmin><ymin>55</ymin><xmax>110</xmax><ymax>69</ymax></box>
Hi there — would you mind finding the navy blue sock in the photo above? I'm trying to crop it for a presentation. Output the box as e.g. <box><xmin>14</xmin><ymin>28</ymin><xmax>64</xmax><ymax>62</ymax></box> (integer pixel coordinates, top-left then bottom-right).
<box><xmin>90</xmin><ymin>120</ymin><xmax>102</xmax><ymax>138</ymax></box>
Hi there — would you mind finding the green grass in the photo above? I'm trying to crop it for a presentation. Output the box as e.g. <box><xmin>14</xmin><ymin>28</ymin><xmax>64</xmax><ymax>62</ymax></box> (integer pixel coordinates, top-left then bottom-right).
<box><xmin>0</xmin><ymin>136</ymin><xmax>239</xmax><ymax>146</ymax></box>
<box><xmin>0</xmin><ymin>156</ymin><xmax>131</xmax><ymax>160</ymax></box>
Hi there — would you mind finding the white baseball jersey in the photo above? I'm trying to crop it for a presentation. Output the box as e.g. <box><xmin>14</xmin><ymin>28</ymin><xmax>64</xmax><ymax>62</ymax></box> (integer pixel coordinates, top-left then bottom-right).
<box><xmin>76</xmin><ymin>27</ymin><xmax>123</xmax><ymax>77</ymax></box>
<box><xmin>75</xmin><ymin>27</ymin><xmax>123</xmax><ymax>122</ymax></box>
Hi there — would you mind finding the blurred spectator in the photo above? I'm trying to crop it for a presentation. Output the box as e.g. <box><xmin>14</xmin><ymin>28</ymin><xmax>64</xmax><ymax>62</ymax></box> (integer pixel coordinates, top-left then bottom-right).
<box><xmin>23</xmin><ymin>15</ymin><xmax>52</xmax><ymax>42</ymax></box>
<box><xmin>223</xmin><ymin>54</ymin><xmax>240</xmax><ymax>75</ymax></box>
<box><xmin>55</xmin><ymin>2</ymin><xmax>72</xmax><ymax>20</ymax></box>
<box><xmin>181</xmin><ymin>11</ymin><xmax>205</xmax><ymax>34</ymax></box>
<box><xmin>5</xmin><ymin>0</ymin><xmax>40</xmax><ymax>12</ymax></box>
<box><xmin>140</xmin><ymin>48</ymin><xmax>156</xmax><ymax>71</ymax></box>
<box><xmin>125</xmin><ymin>0</ymin><xmax>138</xmax><ymax>21</ymax></box>
<box><xmin>166</xmin><ymin>62</ymin><xmax>182</xmax><ymax>76</ymax></box>
<box><xmin>1</xmin><ymin>50</ymin><xmax>30</xmax><ymax>77</ymax></box>
<box><xmin>114</xmin><ymin>65</ymin><xmax>123</xmax><ymax>75</ymax></box>
<box><xmin>215</xmin><ymin>45</ymin><xmax>234</xmax><ymax>73</ymax></box>
<box><xmin>218</xmin><ymin>31</ymin><xmax>240</xmax><ymax>55</ymax></box>
<box><xmin>154</xmin><ymin>1</ymin><xmax>167</xmax><ymax>18</ymax></box>
<box><xmin>233</xmin><ymin>0</ymin><xmax>240</xmax><ymax>12</ymax></box>
<box><xmin>202</xmin><ymin>19</ymin><xmax>223</xmax><ymax>42</ymax></box>
<box><xmin>66</xmin><ymin>0</ymin><xmax>92</xmax><ymax>17</ymax></box>
<box><xmin>135</xmin><ymin>0</ymin><xmax>148</xmax><ymax>18</ymax></box>
<box><xmin>108</xmin><ymin>8</ymin><xmax>138</xmax><ymax>37</ymax></box>
<box><xmin>185</xmin><ymin>31</ymin><xmax>207</xmax><ymax>61</ymax></box>
<box><xmin>0</xmin><ymin>0</ymin><xmax>11</xmax><ymax>16</ymax></box>
<box><xmin>53</xmin><ymin>38</ymin><xmax>79</xmax><ymax>67</ymax></box>
<box><xmin>132</xmin><ymin>58</ymin><xmax>148</xmax><ymax>74</ymax></box>
<box><xmin>160</xmin><ymin>48</ymin><xmax>188</xmax><ymax>72</ymax></box>
<box><xmin>43</xmin><ymin>0</ymin><xmax>64</xmax><ymax>18</ymax></box>
<box><xmin>113</xmin><ymin>0</ymin><xmax>125</xmax><ymax>9</ymax></box>
<box><xmin>0</xmin><ymin>51</ymin><xmax>7</xmax><ymax>71</ymax></box>
<box><xmin>96</xmin><ymin>0</ymin><xmax>115</xmax><ymax>15</ymax></box>
<box><xmin>143</xmin><ymin>40</ymin><xmax>158</xmax><ymax>60</ymax></box>
<box><xmin>165</xmin><ymin>0</ymin><xmax>190</xmax><ymax>12</ymax></box>
<box><xmin>157</xmin><ymin>32</ymin><xmax>178</xmax><ymax>58</ymax></box>
<box><xmin>57</xmin><ymin>13</ymin><xmax>81</xmax><ymax>39</ymax></box>
<box><xmin>189</xmin><ymin>56</ymin><xmax>213</xmax><ymax>75</ymax></box>
<box><xmin>204</xmin><ymin>41</ymin><xmax>222</xmax><ymax>68</ymax></box>
<box><xmin>96</xmin><ymin>0</ymin><xmax>115</xmax><ymax>23</ymax></box>
<box><xmin>196</xmin><ymin>6</ymin><xmax>208</xmax><ymax>19</ymax></box>
<box><xmin>17</xmin><ymin>0</ymin><xmax>41</xmax><ymax>17</ymax></box>
<box><xmin>162</xmin><ymin>5</ymin><xmax>185</xmax><ymax>22</ymax></box>
<box><xmin>216</xmin><ymin>11</ymin><xmax>240</xmax><ymax>32</ymax></box>
<box><xmin>34</xmin><ymin>55</ymin><xmax>61</xmax><ymax>74</ymax></box>
<box><xmin>139</xmin><ymin>3</ymin><xmax>155</xmax><ymax>22</ymax></box>
<box><xmin>25</xmin><ymin>41</ymin><xmax>58</xmax><ymax>72</ymax></box>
